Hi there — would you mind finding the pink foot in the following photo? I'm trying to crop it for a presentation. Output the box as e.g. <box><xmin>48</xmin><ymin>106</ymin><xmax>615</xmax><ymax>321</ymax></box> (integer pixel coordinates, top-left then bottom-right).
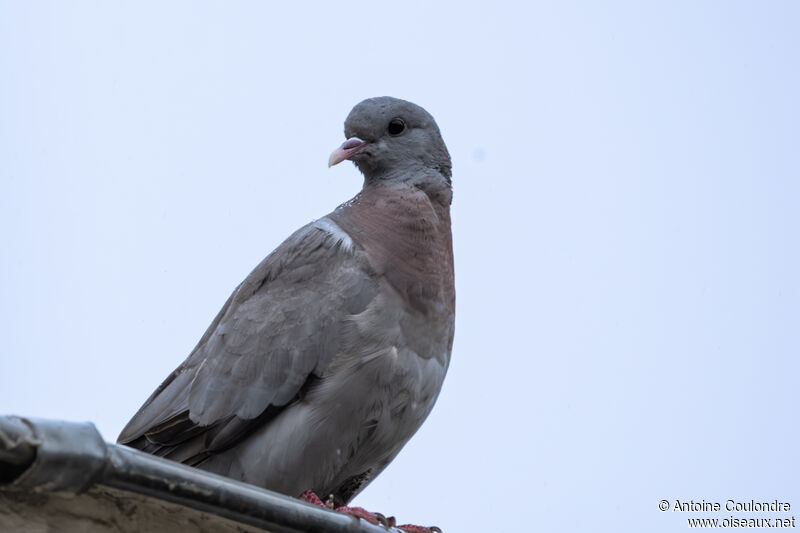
<box><xmin>299</xmin><ymin>490</ymin><xmax>387</xmax><ymax>527</ymax></box>
<box><xmin>299</xmin><ymin>490</ymin><xmax>329</xmax><ymax>507</ymax></box>
<box><xmin>333</xmin><ymin>504</ymin><xmax>384</xmax><ymax>526</ymax></box>
<box><xmin>397</xmin><ymin>525</ymin><xmax>442</xmax><ymax>533</ymax></box>
<box><xmin>299</xmin><ymin>490</ymin><xmax>441</xmax><ymax>532</ymax></box>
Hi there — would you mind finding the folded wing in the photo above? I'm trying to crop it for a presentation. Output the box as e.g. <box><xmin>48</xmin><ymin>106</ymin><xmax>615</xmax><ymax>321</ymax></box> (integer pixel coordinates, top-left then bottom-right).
<box><xmin>117</xmin><ymin>219</ymin><xmax>376</xmax><ymax>465</ymax></box>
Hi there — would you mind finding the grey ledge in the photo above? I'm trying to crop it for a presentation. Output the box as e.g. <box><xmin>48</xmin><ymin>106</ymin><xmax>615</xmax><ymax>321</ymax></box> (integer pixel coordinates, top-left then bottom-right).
<box><xmin>0</xmin><ymin>415</ymin><xmax>396</xmax><ymax>533</ymax></box>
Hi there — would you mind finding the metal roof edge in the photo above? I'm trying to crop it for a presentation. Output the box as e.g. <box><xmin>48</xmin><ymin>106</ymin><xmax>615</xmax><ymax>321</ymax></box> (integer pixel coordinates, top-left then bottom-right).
<box><xmin>0</xmin><ymin>415</ymin><xmax>393</xmax><ymax>533</ymax></box>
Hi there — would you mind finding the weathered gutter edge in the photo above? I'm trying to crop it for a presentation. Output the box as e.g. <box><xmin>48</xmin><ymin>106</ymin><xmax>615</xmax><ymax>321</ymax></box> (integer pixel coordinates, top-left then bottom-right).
<box><xmin>0</xmin><ymin>415</ymin><xmax>392</xmax><ymax>533</ymax></box>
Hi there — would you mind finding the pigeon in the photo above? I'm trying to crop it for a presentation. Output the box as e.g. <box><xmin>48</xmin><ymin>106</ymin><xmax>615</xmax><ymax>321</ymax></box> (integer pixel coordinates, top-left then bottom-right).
<box><xmin>118</xmin><ymin>97</ymin><xmax>455</xmax><ymax>524</ymax></box>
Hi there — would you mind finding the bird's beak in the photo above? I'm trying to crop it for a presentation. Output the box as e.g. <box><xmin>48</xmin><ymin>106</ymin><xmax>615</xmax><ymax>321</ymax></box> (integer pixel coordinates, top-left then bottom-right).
<box><xmin>328</xmin><ymin>137</ymin><xmax>367</xmax><ymax>167</ymax></box>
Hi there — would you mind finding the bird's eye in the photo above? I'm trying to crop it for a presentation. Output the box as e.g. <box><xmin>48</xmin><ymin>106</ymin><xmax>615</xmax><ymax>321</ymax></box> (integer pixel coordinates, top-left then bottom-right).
<box><xmin>387</xmin><ymin>118</ymin><xmax>406</xmax><ymax>136</ymax></box>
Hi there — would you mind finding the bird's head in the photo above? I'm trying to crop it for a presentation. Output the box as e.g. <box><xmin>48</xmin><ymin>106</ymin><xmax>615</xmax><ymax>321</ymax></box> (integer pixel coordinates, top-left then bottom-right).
<box><xmin>329</xmin><ymin>97</ymin><xmax>451</xmax><ymax>185</ymax></box>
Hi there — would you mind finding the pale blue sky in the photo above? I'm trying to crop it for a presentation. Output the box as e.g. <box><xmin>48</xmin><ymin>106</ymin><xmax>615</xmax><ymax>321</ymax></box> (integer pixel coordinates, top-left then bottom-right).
<box><xmin>1</xmin><ymin>2</ymin><xmax>798</xmax><ymax>531</ymax></box>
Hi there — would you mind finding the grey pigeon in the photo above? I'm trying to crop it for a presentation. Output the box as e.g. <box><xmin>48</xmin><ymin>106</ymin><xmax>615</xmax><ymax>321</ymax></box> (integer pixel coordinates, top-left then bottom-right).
<box><xmin>118</xmin><ymin>97</ymin><xmax>455</xmax><ymax>508</ymax></box>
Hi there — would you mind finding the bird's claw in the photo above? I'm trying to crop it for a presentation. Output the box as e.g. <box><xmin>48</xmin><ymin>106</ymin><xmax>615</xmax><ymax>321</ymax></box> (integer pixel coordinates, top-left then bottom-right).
<box><xmin>372</xmin><ymin>512</ymin><xmax>396</xmax><ymax>528</ymax></box>
<box><xmin>325</xmin><ymin>494</ymin><xmax>337</xmax><ymax>510</ymax></box>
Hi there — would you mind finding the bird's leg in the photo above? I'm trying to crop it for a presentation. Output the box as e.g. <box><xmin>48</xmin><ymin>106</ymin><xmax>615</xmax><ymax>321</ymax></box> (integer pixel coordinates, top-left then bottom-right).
<box><xmin>299</xmin><ymin>490</ymin><xmax>440</xmax><ymax>531</ymax></box>
<box><xmin>298</xmin><ymin>490</ymin><xmax>392</xmax><ymax>527</ymax></box>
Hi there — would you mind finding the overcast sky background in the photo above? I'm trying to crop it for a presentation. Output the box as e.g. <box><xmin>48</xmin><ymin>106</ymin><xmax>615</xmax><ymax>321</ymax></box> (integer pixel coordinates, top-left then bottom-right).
<box><xmin>1</xmin><ymin>2</ymin><xmax>798</xmax><ymax>531</ymax></box>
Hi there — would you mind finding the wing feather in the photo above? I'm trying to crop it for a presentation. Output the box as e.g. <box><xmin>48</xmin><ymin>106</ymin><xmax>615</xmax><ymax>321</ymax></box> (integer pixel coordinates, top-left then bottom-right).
<box><xmin>118</xmin><ymin>219</ymin><xmax>376</xmax><ymax>463</ymax></box>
